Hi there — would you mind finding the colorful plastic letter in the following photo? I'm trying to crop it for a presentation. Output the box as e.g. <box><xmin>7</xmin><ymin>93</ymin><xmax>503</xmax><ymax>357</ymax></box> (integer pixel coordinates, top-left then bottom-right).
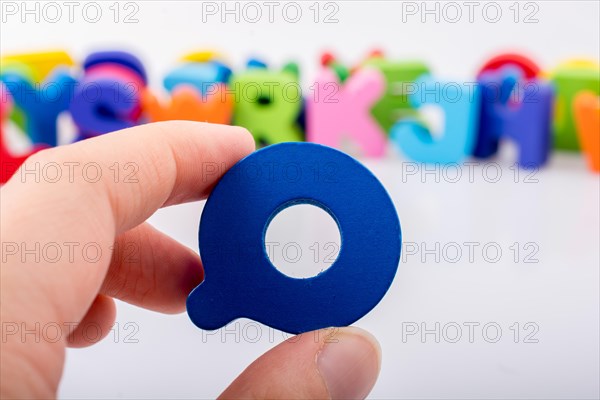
<box><xmin>231</xmin><ymin>66</ymin><xmax>303</xmax><ymax>144</ymax></box>
<box><xmin>142</xmin><ymin>84</ymin><xmax>232</xmax><ymax>124</ymax></box>
<box><xmin>550</xmin><ymin>60</ymin><xmax>600</xmax><ymax>151</ymax></box>
<box><xmin>473</xmin><ymin>67</ymin><xmax>553</xmax><ymax>168</ymax></box>
<box><xmin>1</xmin><ymin>50</ymin><xmax>74</xmax><ymax>83</ymax></box>
<box><xmin>574</xmin><ymin>92</ymin><xmax>600</xmax><ymax>172</ymax></box>
<box><xmin>363</xmin><ymin>56</ymin><xmax>429</xmax><ymax>134</ymax></box>
<box><xmin>181</xmin><ymin>50</ymin><xmax>222</xmax><ymax>63</ymax></box>
<box><xmin>187</xmin><ymin>143</ymin><xmax>401</xmax><ymax>334</ymax></box>
<box><xmin>83</xmin><ymin>50</ymin><xmax>147</xmax><ymax>84</ymax></box>
<box><xmin>0</xmin><ymin>84</ymin><xmax>46</xmax><ymax>183</ymax></box>
<box><xmin>390</xmin><ymin>76</ymin><xmax>480</xmax><ymax>163</ymax></box>
<box><xmin>163</xmin><ymin>62</ymin><xmax>232</xmax><ymax>94</ymax></box>
<box><xmin>246</xmin><ymin>58</ymin><xmax>268</xmax><ymax>69</ymax></box>
<box><xmin>0</xmin><ymin>62</ymin><xmax>36</xmax><ymax>133</ymax></box>
<box><xmin>477</xmin><ymin>53</ymin><xmax>540</xmax><ymax>80</ymax></box>
<box><xmin>70</xmin><ymin>51</ymin><xmax>146</xmax><ymax>139</ymax></box>
<box><xmin>1</xmin><ymin>68</ymin><xmax>76</xmax><ymax>147</ymax></box>
<box><xmin>307</xmin><ymin>67</ymin><xmax>387</xmax><ymax>157</ymax></box>
<box><xmin>320</xmin><ymin>52</ymin><xmax>350</xmax><ymax>83</ymax></box>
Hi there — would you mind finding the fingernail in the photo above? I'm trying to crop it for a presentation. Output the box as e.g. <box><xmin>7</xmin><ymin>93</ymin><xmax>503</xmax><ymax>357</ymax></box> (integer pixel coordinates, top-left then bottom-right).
<box><xmin>317</xmin><ymin>327</ymin><xmax>382</xmax><ymax>400</ymax></box>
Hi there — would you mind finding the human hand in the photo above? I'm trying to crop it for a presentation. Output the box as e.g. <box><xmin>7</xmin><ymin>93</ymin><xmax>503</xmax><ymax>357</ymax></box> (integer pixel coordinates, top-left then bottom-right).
<box><xmin>0</xmin><ymin>121</ymin><xmax>381</xmax><ymax>399</ymax></box>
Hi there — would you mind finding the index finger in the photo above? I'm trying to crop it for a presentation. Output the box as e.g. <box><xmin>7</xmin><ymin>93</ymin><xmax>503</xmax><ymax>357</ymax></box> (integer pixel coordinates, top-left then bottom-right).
<box><xmin>3</xmin><ymin>121</ymin><xmax>255</xmax><ymax>236</ymax></box>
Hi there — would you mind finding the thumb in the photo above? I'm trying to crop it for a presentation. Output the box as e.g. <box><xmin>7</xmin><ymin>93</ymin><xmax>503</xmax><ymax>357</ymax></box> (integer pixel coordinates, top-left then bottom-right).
<box><xmin>219</xmin><ymin>327</ymin><xmax>381</xmax><ymax>400</ymax></box>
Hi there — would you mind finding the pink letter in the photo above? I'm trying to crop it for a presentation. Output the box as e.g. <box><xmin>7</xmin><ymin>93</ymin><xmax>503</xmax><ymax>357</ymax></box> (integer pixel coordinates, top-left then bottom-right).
<box><xmin>307</xmin><ymin>68</ymin><xmax>386</xmax><ymax>157</ymax></box>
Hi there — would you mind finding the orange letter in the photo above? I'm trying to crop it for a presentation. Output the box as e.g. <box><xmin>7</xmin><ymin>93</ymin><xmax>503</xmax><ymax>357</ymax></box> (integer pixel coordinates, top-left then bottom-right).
<box><xmin>142</xmin><ymin>84</ymin><xmax>232</xmax><ymax>124</ymax></box>
<box><xmin>574</xmin><ymin>92</ymin><xmax>600</xmax><ymax>173</ymax></box>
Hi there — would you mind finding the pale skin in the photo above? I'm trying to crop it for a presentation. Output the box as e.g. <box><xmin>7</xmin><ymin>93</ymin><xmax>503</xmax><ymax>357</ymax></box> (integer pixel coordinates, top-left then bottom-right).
<box><xmin>0</xmin><ymin>121</ymin><xmax>381</xmax><ymax>399</ymax></box>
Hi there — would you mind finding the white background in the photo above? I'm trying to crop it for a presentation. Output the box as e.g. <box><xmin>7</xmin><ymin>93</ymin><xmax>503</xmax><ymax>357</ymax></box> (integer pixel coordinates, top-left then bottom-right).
<box><xmin>1</xmin><ymin>1</ymin><xmax>599</xmax><ymax>399</ymax></box>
